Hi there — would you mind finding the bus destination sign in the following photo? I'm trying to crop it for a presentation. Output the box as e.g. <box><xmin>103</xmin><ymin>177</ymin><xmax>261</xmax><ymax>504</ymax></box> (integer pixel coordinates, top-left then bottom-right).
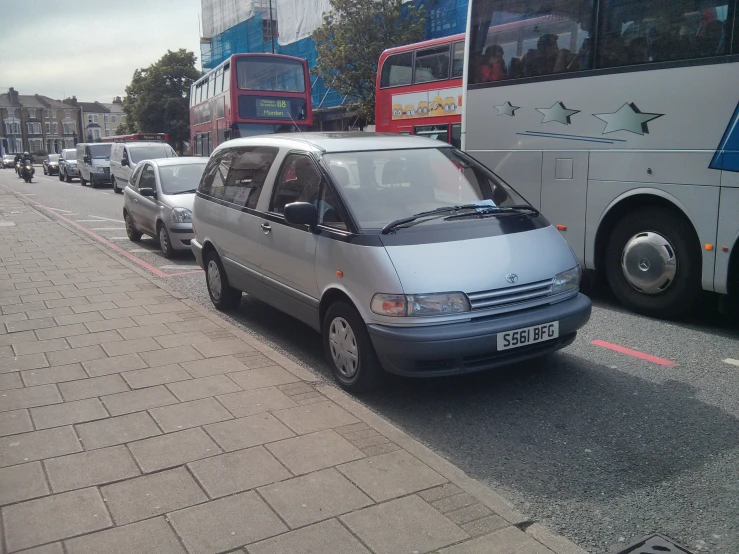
<box><xmin>256</xmin><ymin>98</ymin><xmax>292</xmax><ymax>119</ymax></box>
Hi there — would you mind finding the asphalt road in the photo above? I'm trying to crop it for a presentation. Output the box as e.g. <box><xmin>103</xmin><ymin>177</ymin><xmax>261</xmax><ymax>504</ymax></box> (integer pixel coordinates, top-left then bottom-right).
<box><xmin>2</xmin><ymin>168</ymin><xmax>738</xmax><ymax>554</ymax></box>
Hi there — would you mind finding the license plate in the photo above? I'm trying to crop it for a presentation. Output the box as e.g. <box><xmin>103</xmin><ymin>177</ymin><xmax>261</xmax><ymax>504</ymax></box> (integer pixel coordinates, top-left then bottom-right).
<box><xmin>497</xmin><ymin>321</ymin><xmax>559</xmax><ymax>351</ymax></box>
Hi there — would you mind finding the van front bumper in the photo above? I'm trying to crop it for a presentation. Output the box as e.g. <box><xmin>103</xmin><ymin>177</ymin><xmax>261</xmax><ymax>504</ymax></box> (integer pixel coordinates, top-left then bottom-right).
<box><xmin>367</xmin><ymin>293</ymin><xmax>591</xmax><ymax>377</ymax></box>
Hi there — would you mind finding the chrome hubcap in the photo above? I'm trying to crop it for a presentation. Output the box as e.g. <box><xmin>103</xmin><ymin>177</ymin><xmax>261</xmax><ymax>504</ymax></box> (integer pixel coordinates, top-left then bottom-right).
<box><xmin>159</xmin><ymin>228</ymin><xmax>168</xmax><ymax>253</ymax></box>
<box><xmin>329</xmin><ymin>317</ymin><xmax>359</xmax><ymax>378</ymax></box>
<box><xmin>621</xmin><ymin>231</ymin><xmax>677</xmax><ymax>294</ymax></box>
<box><xmin>207</xmin><ymin>260</ymin><xmax>222</xmax><ymax>301</ymax></box>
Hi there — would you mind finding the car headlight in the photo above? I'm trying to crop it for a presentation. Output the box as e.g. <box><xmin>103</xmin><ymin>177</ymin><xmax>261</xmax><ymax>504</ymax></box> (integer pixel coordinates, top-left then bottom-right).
<box><xmin>552</xmin><ymin>266</ymin><xmax>581</xmax><ymax>294</ymax></box>
<box><xmin>171</xmin><ymin>208</ymin><xmax>192</xmax><ymax>224</ymax></box>
<box><xmin>371</xmin><ymin>292</ymin><xmax>470</xmax><ymax>317</ymax></box>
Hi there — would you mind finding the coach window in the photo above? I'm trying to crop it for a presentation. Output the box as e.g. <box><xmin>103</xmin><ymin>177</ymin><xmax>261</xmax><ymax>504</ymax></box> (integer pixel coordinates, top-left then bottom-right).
<box><xmin>380</xmin><ymin>52</ymin><xmax>413</xmax><ymax>87</ymax></box>
<box><xmin>415</xmin><ymin>45</ymin><xmax>450</xmax><ymax>83</ymax></box>
<box><xmin>468</xmin><ymin>0</ymin><xmax>594</xmax><ymax>84</ymax></box>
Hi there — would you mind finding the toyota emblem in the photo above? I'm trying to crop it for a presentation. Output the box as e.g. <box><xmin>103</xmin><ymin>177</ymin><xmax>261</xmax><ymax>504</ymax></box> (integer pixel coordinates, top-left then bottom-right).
<box><xmin>505</xmin><ymin>273</ymin><xmax>518</xmax><ymax>284</ymax></box>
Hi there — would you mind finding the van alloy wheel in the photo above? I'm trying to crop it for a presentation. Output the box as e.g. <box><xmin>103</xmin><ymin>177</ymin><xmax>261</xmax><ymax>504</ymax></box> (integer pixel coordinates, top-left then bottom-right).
<box><xmin>204</xmin><ymin>252</ymin><xmax>241</xmax><ymax>311</ymax></box>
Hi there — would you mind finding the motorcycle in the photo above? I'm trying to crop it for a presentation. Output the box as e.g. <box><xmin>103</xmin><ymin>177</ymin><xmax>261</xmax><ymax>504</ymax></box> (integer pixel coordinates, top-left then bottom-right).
<box><xmin>20</xmin><ymin>162</ymin><xmax>34</xmax><ymax>183</ymax></box>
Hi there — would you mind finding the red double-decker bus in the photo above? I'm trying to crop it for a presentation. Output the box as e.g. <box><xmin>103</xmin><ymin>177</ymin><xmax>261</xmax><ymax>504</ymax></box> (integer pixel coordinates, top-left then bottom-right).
<box><xmin>190</xmin><ymin>53</ymin><xmax>313</xmax><ymax>156</ymax></box>
<box><xmin>375</xmin><ymin>34</ymin><xmax>464</xmax><ymax>147</ymax></box>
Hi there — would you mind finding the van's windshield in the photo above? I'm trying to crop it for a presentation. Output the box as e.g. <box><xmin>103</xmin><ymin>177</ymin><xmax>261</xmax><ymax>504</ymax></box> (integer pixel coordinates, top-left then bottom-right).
<box><xmin>130</xmin><ymin>146</ymin><xmax>176</xmax><ymax>164</ymax></box>
<box><xmin>89</xmin><ymin>144</ymin><xmax>111</xmax><ymax>159</ymax></box>
<box><xmin>323</xmin><ymin>148</ymin><xmax>526</xmax><ymax>231</ymax></box>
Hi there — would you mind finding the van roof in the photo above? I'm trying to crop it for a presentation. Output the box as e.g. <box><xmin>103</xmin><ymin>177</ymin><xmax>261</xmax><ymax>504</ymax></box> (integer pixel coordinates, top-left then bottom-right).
<box><xmin>215</xmin><ymin>132</ymin><xmax>448</xmax><ymax>155</ymax></box>
<box><xmin>121</xmin><ymin>142</ymin><xmax>173</xmax><ymax>148</ymax></box>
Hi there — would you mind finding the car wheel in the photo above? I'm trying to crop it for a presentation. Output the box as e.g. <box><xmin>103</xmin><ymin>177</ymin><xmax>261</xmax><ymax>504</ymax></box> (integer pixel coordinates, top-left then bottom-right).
<box><xmin>65</xmin><ymin>171</ymin><xmax>72</xmax><ymax>182</ymax></box>
<box><xmin>43</xmin><ymin>167</ymin><xmax>47</xmax><ymax>175</ymax></box>
<box><xmin>323</xmin><ymin>301</ymin><xmax>384</xmax><ymax>393</ymax></box>
<box><xmin>124</xmin><ymin>211</ymin><xmax>142</xmax><ymax>242</ymax></box>
<box><xmin>205</xmin><ymin>251</ymin><xmax>241</xmax><ymax>311</ymax></box>
<box><xmin>158</xmin><ymin>223</ymin><xmax>175</xmax><ymax>258</ymax></box>
<box><xmin>606</xmin><ymin>207</ymin><xmax>701</xmax><ymax>319</ymax></box>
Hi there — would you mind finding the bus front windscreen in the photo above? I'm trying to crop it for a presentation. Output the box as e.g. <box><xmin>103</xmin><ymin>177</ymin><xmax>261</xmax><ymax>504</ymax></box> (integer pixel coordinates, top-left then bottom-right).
<box><xmin>236</xmin><ymin>57</ymin><xmax>306</xmax><ymax>93</ymax></box>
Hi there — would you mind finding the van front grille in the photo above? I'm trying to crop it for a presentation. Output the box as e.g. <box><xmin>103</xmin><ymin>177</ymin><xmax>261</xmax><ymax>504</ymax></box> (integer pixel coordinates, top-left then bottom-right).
<box><xmin>467</xmin><ymin>278</ymin><xmax>553</xmax><ymax>311</ymax></box>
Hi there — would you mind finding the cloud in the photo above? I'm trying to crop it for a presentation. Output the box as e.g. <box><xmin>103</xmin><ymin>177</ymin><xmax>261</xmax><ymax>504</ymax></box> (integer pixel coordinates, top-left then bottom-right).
<box><xmin>0</xmin><ymin>0</ymin><xmax>202</xmax><ymax>101</ymax></box>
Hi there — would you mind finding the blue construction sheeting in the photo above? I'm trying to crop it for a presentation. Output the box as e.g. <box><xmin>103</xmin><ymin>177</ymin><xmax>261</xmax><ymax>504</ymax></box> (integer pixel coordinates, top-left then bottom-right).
<box><xmin>201</xmin><ymin>0</ymin><xmax>469</xmax><ymax>111</ymax></box>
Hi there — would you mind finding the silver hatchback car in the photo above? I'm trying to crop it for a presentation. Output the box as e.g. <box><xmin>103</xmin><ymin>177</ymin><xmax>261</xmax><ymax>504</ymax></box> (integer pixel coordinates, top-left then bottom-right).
<box><xmin>123</xmin><ymin>157</ymin><xmax>208</xmax><ymax>257</ymax></box>
<box><xmin>191</xmin><ymin>133</ymin><xmax>591</xmax><ymax>392</ymax></box>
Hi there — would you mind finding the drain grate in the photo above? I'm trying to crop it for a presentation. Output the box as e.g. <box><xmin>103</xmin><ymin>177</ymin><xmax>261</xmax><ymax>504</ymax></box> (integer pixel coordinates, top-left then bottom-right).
<box><xmin>613</xmin><ymin>534</ymin><xmax>695</xmax><ymax>554</ymax></box>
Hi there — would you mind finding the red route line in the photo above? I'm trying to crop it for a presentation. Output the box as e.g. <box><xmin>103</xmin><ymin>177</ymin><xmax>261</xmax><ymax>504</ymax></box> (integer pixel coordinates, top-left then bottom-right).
<box><xmin>0</xmin><ymin>184</ymin><xmax>201</xmax><ymax>279</ymax></box>
<box><xmin>591</xmin><ymin>339</ymin><xmax>678</xmax><ymax>367</ymax></box>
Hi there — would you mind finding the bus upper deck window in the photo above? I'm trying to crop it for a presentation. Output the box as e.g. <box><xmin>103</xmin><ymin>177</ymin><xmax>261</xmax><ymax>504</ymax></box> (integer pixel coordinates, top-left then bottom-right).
<box><xmin>380</xmin><ymin>52</ymin><xmax>413</xmax><ymax>87</ymax></box>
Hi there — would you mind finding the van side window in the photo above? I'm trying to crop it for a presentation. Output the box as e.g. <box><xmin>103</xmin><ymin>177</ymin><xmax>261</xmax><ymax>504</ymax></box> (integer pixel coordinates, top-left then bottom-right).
<box><xmin>318</xmin><ymin>183</ymin><xmax>347</xmax><ymax>231</ymax></box>
<box><xmin>270</xmin><ymin>154</ymin><xmax>322</xmax><ymax>214</ymax></box>
<box><xmin>198</xmin><ymin>149</ymin><xmax>234</xmax><ymax>199</ymax></box>
<box><xmin>223</xmin><ymin>147</ymin><xmax>278</xmax><ymax>209</ymax></box>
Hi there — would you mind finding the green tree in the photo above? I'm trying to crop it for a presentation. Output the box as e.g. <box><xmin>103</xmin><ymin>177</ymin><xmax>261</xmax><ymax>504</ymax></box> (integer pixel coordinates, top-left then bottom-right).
<box><xmin>312</xmin><ymin>0</ymin><xmax>425</xmax><ymax>123</ymax></box>
<box><xmin>119</xmin><ymin>49</ymin><xmax>199</xmax><ymax>152</ymax></box>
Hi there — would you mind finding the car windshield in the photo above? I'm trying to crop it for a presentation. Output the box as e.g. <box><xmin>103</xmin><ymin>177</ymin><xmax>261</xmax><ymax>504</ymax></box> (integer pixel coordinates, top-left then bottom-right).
<box><xmin>63</xmin><ymin>151</ymin><xmax>76</xmax><ymax>160</ymax></box>
<box><xmin>89</xmin><ymin>144</ymin><xmax>111</xmax><ymax>159</ymax></box>
<box><xmin>130</xmin><ymin>146</ymin><xmax>176</xmax><ymax>164</ymax></box>
<box><xmin>158</xmin><ymin>163</ymin><xmax>207</xmax><ymax>195</ymax></box>
<box><xmin>48</xmin><ymin>155</ymin><xmax>59</xmax><ymax>162</ymax></box>
<box><xmin>322</xmin><ymin>148</ymin><xmax>526</xmax><ymax>231</ymax></box>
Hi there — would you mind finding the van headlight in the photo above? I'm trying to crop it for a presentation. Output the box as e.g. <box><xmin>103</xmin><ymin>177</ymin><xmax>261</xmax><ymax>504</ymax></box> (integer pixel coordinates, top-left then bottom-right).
<box><xmin>552</xmin><ymin>266</ymin><xmax>581</xmax><ymax>294</ymax></box>
<box><xmin>371</xmin><ymin>292</ymin><xmax>470</xmax><ymax>317</ymax></box>
<box><xmin>171</xmin><ymin>208</ymin><xmax>192</xmax><ymax>223</ymax></box>
<box><xmin>95</xmin><ymin>165</ymin><xmax>105</xmax><ymax>173</ymax></box>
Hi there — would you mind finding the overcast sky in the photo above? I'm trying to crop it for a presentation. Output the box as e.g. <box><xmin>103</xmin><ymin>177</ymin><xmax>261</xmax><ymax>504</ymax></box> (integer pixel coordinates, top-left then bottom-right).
<box><xmin>0</xmin><ymin>0</ymin><xmax>202</xmax><ymax>103</ymax></box>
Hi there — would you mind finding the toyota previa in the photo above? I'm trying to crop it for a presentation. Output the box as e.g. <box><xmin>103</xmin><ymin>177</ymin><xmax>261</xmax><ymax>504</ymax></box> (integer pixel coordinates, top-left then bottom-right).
<box><xmin>191</xmin><ymin>133</ymin><xmax>591</xmax><ymax>392</ymax></box>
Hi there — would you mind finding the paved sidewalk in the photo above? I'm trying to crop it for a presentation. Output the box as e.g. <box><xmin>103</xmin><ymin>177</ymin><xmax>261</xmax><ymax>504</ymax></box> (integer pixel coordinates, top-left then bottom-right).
<box><xmin>0</xmin><ymin>188</ymin><xmax>587</xmax><ymax>554</ymax></box>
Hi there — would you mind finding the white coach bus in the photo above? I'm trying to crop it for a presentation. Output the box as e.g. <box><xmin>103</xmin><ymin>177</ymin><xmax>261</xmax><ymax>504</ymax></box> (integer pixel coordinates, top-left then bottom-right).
<box><xmin>462</xmin><ymin>0</ymin><xmax>738</xmax><ymax>318</ymax></box>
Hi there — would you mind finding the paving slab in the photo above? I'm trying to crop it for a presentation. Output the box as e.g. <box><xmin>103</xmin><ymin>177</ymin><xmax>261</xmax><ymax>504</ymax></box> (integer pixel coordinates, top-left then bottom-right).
<box><xmin>149</xmin><ymin>397</ymin><xmax>233</xmax><ymax>432</ymax></box>
<box><xmin>30</xmin><ymin>398</ymin><xmax>108</xmax><ymax>430</ymax></box>
<box><xmin>216</xmin><ymin>387</ymin><xmax>298</xmax><ymax>418</ymax></box>
<box><xmin>0</xmin><ymin>372</ymin><xmax>24</xmax><ymax>391</ymax></box>
<box><xmin>258</xmin><ymin>468</ymin><xmax>372</xmax><ymax>528</ymax></box>
<box><xmin>271</xmin><ymin>400</ymin><xmax>359</xmax><ymax>435</ymax></box>
<box><xmin>44</xmin><ymin>445</ymin><xmax>140</xmax><ymax>492</ymax></box>
<box><xmin>120</xmin><ymin>363</ymin><xmax>191</xmax><ymax>389</ymax></box>
<box><xmin>75</xmin><ymin>412</ymin><xmax>161</xmax><ymax>450</ymax></box>
<box><xmin>180</xmin><ymin>355</ymin><xmax>249</xmax><ymax>378</ymax></box>
<box><xmin>128</xmin><ymin>427</ymin><xmax>220</xmax><ymax>473</ymax></box>
<box><xmin>100</xmin><ymin>385</ymin><xmax>179</xmax><ymax>416</ymax></box>
<box><xmin>2</xmin><ymin>487</ymin><xmax>112</xmax><ymax>552</ymax></box>
<box><xmin>166</xmin><ymin>374</ymin><xmax>241</xmax><ymax>401</ymax></box>
<box><xmin>0</xmin><ymin>462</ymin><xmax>50</xmax><ymax>505</ymax></box>
<box><xmin>21</xmin><ymin>364</ymin><xmax>87</xmax><ymax>387</ymax></box>
<box><xmin>0</xmin><ymin>409</ymin><xmax>33</xmax><ymax>437</ymax></box>
<box><xmin>1</xmin><ymin>384</ymin><xmax>62</xmax><ymax>413</ymax></box>
<box><xmin>188</xmin><ymin>446</ymin><xmax>291</xmax><ymax>498</ymax></box>
<box><xmin>338</xmin><ymin>449</ymin><xmax>447</xmax><ymax>502</ymax></box>
<box><xmin>246</xmin><ymin>518</ymin><xmax>371</xmax><ymax>554</ymax></box>
<box><xmin>266</xmin><ymin>429</ymin><xmax>364</xmax><ymax>475</ymax></box>
<box><xmin>63</xmin><ymin>516</ymin><xmax>186</xmax><ymax>554</ymax></box>
<box><xmin>83</xmin><ymin>353</ymin><xmax>147</xmax><ymax>377</ymax></box>
<box><xmin>340</xmin><ymin>495</ymin><xmax>468</xmax><ymax>554</ymax></box>
<box><xmin>101</xmin><ymin>467</ymin><xmax>208</xmax><ymax>525</ymax></box>
<box><xmin>168</xmin><ymin>491</ymin><xmax>287</xmax><ymax>554</ymax></box>
<box><xmin>57</xmin><ymin>374</ymin><xmax>129</xmax><ymax>401</ymax></box>
<box><xmin>204</xmin><ymin>413</ymin><xmax>295</xmax><ymax>452</ymax></box>
<box><xmin>439</xmin><ymin>525</ymin><xmax>553</xmax><ymax>554</ymax></box>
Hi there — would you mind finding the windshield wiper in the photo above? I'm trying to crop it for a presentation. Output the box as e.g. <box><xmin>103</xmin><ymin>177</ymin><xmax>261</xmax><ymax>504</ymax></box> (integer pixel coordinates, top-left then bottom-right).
<box><xmin>380</xmin><ymin>204</ymin><xmax>496</xmax><ymax>234</ymax></box>
<box><xmin>443</xmin><ymin>204</ymin><xmax>540</xmax><ymax>221</ymax></box>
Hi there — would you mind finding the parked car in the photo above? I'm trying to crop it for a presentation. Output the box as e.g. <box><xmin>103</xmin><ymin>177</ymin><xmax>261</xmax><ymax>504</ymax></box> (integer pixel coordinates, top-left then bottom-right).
<box><xmin>58</xmin><ymin>149</ymin><xmax>79</xmax><ymax>182</ymax></box>
<box><xmin>2</xmin><ymin>154</ymin><xmax>16</xmax><ymax>168</ymax></box>
<box><xmin>43</xmin><ymin>154</ymin><xmax>60</xmax><ymax>175</ymax></box>
<box><xmin>123</xmin><ymin>158</ymin><xmax>208</xmax><ymax>257</ymax></box>
<box><xmin>77</xmin><ymin>143</ymin><xmax>112</xmax><ymax>188</ymax></box>
<box><xmin>190</xmin><ymin>133</ymin><xmax>592</xmax><ymax>392</ymax></box>
<box><xmin>110</xmin><ymin>142</ymin><xmax>177</xmax><ymax>194</ymax></box>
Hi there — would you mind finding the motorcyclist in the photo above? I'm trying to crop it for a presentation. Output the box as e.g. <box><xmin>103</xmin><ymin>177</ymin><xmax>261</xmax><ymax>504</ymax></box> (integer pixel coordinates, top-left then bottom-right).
<box><xmin>19</xmin><ymin>152</ymin><xmax>35</xmax><ymax>182</ymax></box>
<box><xmin>14</xmin><ymin>153</ymin><xmax>23</xmax><ymax>175</ymax></box>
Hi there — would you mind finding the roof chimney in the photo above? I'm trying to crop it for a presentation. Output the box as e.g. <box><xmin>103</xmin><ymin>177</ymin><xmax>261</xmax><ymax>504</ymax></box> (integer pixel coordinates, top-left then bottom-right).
<box><xmin>8</xmin><ymin>87</ymin><xmax>19</xmax><ymax>106</ymax></box>
<box><xmin>113</xmin><ymin>96</ymin><xmax>123</xmax><ymax>104</ymax></box>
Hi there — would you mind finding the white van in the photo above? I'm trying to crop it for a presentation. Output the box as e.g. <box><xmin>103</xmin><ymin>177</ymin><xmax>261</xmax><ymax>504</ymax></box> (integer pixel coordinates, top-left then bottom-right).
<box><xmin>110</xmin><ymin>142</ymin><xmax>177</xmax><ymax>193</ymax></box>
<box><xmin>76</xmin><ymin>143</ymin><xmax>112</xmax><ymax>188</ymax></box>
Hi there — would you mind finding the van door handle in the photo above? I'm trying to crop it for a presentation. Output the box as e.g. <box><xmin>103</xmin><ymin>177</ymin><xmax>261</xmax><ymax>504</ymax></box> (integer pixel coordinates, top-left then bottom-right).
<box><xmin>261</xmin><ymin>222</ymin><xmax>271</xmax><ymax>234</ymax></box>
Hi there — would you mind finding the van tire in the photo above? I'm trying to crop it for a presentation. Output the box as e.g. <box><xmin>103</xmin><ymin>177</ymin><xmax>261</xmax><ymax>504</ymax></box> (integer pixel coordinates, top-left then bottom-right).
<box><xmin>605</xmin><ymin>207</ymin><xmax>701</xmax><ymax>318</ymax></box>
<box><xmin>124</xmin><ymin>212</ymin><xmax>142</xmax><ymax>242</ymax></box>
<box><xmin>323</xmin><ymin>301</ymin><xmax>384</xmax><ymax>393</ymax></box>
<box><xmin>205</xmin><ymin>251</ymin><xmax>241</xmax><ymax>311</ymax></box>
<box><xmin>65</xmin><ymin>172</ymin><xmax>72</xmax><ymax>183</ymax></box>
<box><xmin>112</xmin><ymin>177</ymin><xmax>121</xmax><ymax>194</ymax></box>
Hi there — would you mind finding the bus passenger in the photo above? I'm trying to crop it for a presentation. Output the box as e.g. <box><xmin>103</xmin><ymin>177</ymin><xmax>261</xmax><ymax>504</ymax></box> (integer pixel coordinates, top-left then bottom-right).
<box><xmin>480</xmin><ymin>45</ymin><xmax>507</xmax><ymax>82</ymax></box>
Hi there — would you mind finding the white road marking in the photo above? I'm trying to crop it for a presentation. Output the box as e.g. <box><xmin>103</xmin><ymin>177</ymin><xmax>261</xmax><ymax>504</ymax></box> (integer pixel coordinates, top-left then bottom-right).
<box><xmin>24</xmin><ymin>193</ymin><xmax>36</xmax><ymax>196</ymax></box>
<box><xmin>91</xmin><ymin>228</ymin><xmax>126</xmax><ymax>231</ymax></box>
<box><xmin>89</xmin><ymin>215</ymin><xmax>125</xmax><ymax>223</ymax></box>
<box><xmin>129</xmin><ymin>249</ymin><xmax>156</xmax><ymax>253</ymax></box>
<box><xmin>723</xmin><ymin>358</ymin><xmax>739</xmax><ymax>367</ymax></box>
<box><xmin>74</xmin><ymin>219</ymin><xmax>107</xmax><ymax>222</ymax></box>
<box><xmin>48</xmin><ymin>208</ymin><xmax>72</xmax><ymax>213</ymax></box>
<box><xmin>160</xmin><ymin>265</ymin><xmax>201</xmax><ymax>270</ymax></box>
<box><xmin>107</xmin><ymin>237</ymin><xmax>129</xmax><ymax>240</ymax></box>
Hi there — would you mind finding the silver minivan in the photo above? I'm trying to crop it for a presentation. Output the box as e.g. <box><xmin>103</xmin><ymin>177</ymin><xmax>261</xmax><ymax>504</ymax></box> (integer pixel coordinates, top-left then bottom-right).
<box><xmin>191</xmin><ymin>133</ymin><xmax>591</xmax><ymax>392</ymax></box>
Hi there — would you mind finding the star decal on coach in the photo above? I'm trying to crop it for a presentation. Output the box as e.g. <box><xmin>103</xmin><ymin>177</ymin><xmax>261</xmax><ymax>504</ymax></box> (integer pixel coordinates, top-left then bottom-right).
<box><xmin>593</xmin><ymin>103</ymin><xmax>663</xmax><ymax>135</ymax></box>
<box><xmin>494</xmin><ymin>101</ymin><xmax>520</xmax><ymax>117</ymax></box>
<box><xmin>536</xmin><ymin>102</ymin><xmax>580</xmax><ymax>125</ymax></box>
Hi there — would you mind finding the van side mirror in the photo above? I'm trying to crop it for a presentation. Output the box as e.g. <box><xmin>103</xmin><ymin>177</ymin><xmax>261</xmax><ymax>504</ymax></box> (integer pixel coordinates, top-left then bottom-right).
<box><xmin>139</xmin><ymin>188</ymin><xmax>156</xmax><ymax>197</ymax></box>
<box><xmin>284</xmin><ymin>202</ymin><xmax>318</xmax><ymax>230</ymax></box>
<box><xmin>83</xmin><ymin>155</ymin><xmax>89</xmax><ymax>163</ymax></box>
